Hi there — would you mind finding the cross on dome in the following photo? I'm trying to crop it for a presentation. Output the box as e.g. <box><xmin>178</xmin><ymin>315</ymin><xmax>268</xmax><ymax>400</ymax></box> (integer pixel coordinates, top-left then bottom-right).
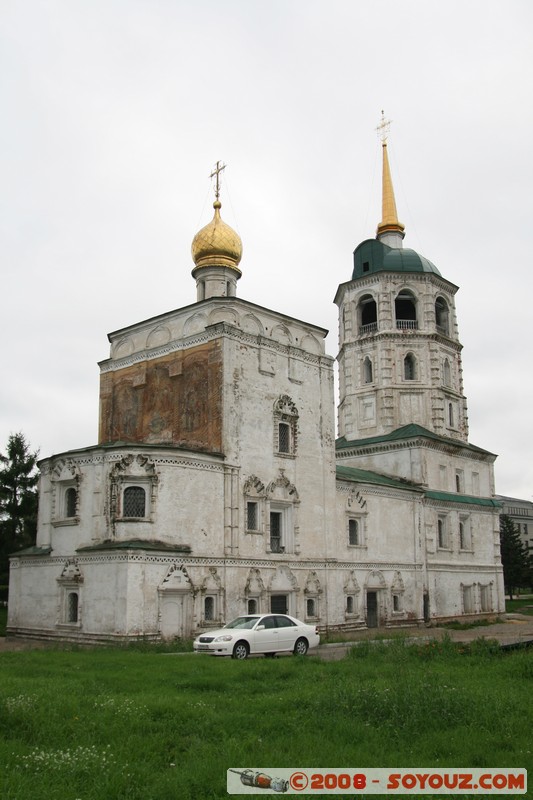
<box><xmin>209</xmin><ymin>160</ymin><xmax>226</xmax><ymax>202</ymax></box>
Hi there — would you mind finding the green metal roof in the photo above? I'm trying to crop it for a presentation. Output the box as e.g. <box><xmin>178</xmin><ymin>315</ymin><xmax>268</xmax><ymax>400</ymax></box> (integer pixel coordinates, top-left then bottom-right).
<box><xmin>10</xmin><ymin>545</ymin><xmax>52</xmax><ymax>557</ymax></box>
<box><xmin>336</xmin><ymin>424</ymin><xmax>496</xmax><ymax>458</ymax></box>
<box><xmin>336</xmin><ymin>464</ymin><xmax>423</xmax><ymax>492</ymax></box>
<box><xmin>352</xmin><ymin>238</ymin><xmax>441</xmax><ymax>279</ymax></box>
<box><xmin>336</xmin><ymin>466</ymin><xmax>500</xmax><ymax>507</ymax></box>
<box><xmin>425</xmin><ymin>490</ymin><xmax>502</xmax><ymax>508</ymax></box>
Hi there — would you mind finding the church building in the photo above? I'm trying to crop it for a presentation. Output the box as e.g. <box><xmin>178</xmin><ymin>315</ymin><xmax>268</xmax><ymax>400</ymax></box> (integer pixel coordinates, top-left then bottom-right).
<box><xmin>7</xmin><ymin>136</ymin><xmax>504</xmax><ymax>643</ymax></box>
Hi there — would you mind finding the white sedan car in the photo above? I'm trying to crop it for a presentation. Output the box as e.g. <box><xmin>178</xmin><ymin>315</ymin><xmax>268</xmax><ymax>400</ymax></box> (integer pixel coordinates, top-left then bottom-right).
<box><xmin>193</xmin><ymin>613</ymin><xmax>320</xmax><ymax>659</ymax></box>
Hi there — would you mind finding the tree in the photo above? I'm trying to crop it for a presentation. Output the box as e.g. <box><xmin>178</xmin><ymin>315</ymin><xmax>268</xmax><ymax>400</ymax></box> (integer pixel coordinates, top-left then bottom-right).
<box><xmin>499</xmin><ymin>514</ymin><xmax>531</xmax><ymax>600</ymax></box>
<box><xmin>0</xmin><ymin>432</ymin><xmax>39</xmax><ymax>587</ymax></box>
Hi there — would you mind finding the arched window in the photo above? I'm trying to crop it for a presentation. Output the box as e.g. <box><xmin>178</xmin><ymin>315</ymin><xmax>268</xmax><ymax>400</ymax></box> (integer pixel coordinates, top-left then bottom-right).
<box><xmin>306</xmin><ymin>598</ymin><xmax>316</xmax><ymax>618</ymax></box>
<box><xmin>395</xmin><ymin>290</ymin><xmax>417</xmax><ymax>330</ymax></box>
<box><xmin>437</xmin><ymin>516</ymin><xmax>449</xmax><ymax>549</ymax></box>
<box><xmin>65</xmin><ymin>487</ymin><xmax>77</xmax><ymax>518</ymax></box>
<box><xmin>204</xmin><ymin>596</ymin><xmax>215</xmax><ymax>621</ymax></box>
<box><xmin>449</xmin><ymin>402</ymin><xmax>454</xmax><ymax>428</ymax></box>
<box><xmin>273</xmin><ymin>396</ymin><xmax>298</xmax><ymax>456</ymax></box>
<box><xmin>363</xmin><ymin>356</ymin><xmax>373</xmax><ymax>384</ymax></box>
<box><xmin>247</xmin><ymin>598</ymin><xmax>258</xmax><ymax>614</ymax></box>
<box><xmin>346</xmin><ymin>595</ymin><xmax>354</xmax><ymax>614</ymax></box>
<box><xmin>359</xmin><ymin>294</ymin><xmax>377</xmax><ymax>334</ymax></box>
<box><xmin>123</xmin><ymin>486</ymin><xmax>146</xmax><ymax>518</ymax></box>
<box><xmin>67</xmin><ymin>592</ymin><xmax>79</xmax><ymax>623</ymax></box>
<box><xmin>443</xmin><ymin>358</ymin><xmax>451</xmax><ymax>387</ymax></box>
<box><xmin>435</xmin><ymin>297</ymin><xmax>450</xmax><ymax>336</ymax></box>
<box><xmin>404</xmin><ymin>353</ymin><xmax>417</xmax><ymax>380</ymax></box>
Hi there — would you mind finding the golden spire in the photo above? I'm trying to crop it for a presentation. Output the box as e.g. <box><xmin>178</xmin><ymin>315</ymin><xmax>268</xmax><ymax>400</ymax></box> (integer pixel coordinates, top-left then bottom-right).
<box><xmin>375</xmin><ymin>111</ymin><xmax>405</xmax><ymax>240</ymax></box>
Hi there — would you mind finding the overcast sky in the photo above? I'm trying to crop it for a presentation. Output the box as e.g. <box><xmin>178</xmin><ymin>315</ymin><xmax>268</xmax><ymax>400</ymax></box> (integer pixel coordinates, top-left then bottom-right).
<box><xmin>1</xmin><ymin>0</ymin><xmax>532</xmax><ymax>500</ymax></box>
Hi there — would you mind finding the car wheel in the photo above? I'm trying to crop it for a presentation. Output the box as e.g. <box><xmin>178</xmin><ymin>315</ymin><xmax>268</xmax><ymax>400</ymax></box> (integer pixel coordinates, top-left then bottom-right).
<box><xmin>293</xmin><ymin>637</ymin><xmax>308</xmax><ymax>656</ymax></box>
<box><xmin>232</xmin><ymin>641</ymin><xmax>249</xmax><ymax>660</ymax></box>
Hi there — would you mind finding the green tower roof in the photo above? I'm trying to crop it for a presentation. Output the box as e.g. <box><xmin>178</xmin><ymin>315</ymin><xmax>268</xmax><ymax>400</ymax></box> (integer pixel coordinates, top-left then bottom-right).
<box><xmin>352</xmin><ymin>238</ymin><xmax>441</xmax><ymax>280</ymax></box>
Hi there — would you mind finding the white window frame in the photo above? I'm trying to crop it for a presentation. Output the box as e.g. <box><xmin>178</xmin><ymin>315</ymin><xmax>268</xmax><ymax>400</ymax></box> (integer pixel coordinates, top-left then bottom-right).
<box><xmin>392</xmin><ymin>593</ymin><xmax>403</xmax><ymax>613</ymax></box>
<box><xmin>247</xmin><ymin>597</ymin><xmax>260</xmax><ymax>614</ymax></box>
<box><xmin>345</xmin><ymin>595</ymin><xmax>356</xmax><ymax>616</ymax></box>
<box><xmin>462</xmin><ymin>584</ymin><xmax>474</xmax><ymax>614</ymax></box>
<box><xmin>459</xmin><ymin>515</ymin><xmax>472</xmax><ymax>551</ymax></box>
<box><xmin>479</xmin><ymin>584</ymin><xmax>492</xmax><ymax>613</ymax></box>
<box><xmin>437</xmin><ymin>515</ymin><xmax>450</xmax><ymax>550</ymax></box>
<box><xmin>119</xmin><ymin>480</ymin><xmax>152</xmax><ymax>520</ymax></box>
<box><xmin>268</xmin><ymin>503</ymin><xmax>293</xmax><ymax>554</ymax></box>
<box><xmin>52</xmin><ymin>480</ymin><xmax>80</xmax><ymax>527</ymax></box>
<box><xmin>347</xmin><ymin>516</ymin><xmax>365</xmax><ymax>547</ymax></box>
<box><xmin>203</xmin><ymin>595</ymin><xmax>216</xmax><ymax>622</ymax></box>
<box><xmin>58</xmin><ymin>583</ymin><xmax>83</xmax><ymax>629</ymax></box>
<box><xmin>305</xmin><ymin>596</ymin><xmax>319</xmax><ymax>620</ymax></box>
<box><xmin>273</xmin><ymin>396</ymin><xmax>298</xmax><ymax>458</ymax></box>
<box><xmin>246</xmin><ymin>500</ymin><xmax>260</xmax><ymax>532</ymax></box>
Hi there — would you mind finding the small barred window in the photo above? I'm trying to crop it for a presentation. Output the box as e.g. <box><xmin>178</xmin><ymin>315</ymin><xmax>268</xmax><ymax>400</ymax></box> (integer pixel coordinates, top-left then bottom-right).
<box><xmin>123</xmin><ymin>486</ymin><xmax>146</xmax><ymax>518</ymax></box>
<box><xmin>67</xmin><ymin>592</ymin><xmax>79</xmax><ymax>623</ymax></box>
<box><xmin>278</xmin><ymin>423</ymin><xmax>290</xmax><ymax>454</ymax></box>
<box><xmin>348</xmin><ymin>519</ymin><xmax>359</xmax><ymax>546</ymax></box>
<box><xmin>247</xmin><ymin>501</ymin><xmax>258</xmax><ymax>531</ymax></box>
<box><xmin>65</xmin><ymin>487</ymin><xmax>77</xmax><ymax>518</ymax></box>
<box><xmin>204</xmin><ymin>596</ymin><xmax>215</xmax><ymax>621</ymax></box>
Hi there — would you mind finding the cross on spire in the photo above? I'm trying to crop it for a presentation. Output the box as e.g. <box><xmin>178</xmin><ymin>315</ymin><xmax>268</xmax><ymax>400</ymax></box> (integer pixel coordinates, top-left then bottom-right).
<box><xmin>210</xmin><ymin>160</ymin><xmax>226</xmax><ymax>201</ymax></box>
<box><xmin>376</xmin><ymin>110</ymin><xmax>392</xmax><ymax>144</ymax></box>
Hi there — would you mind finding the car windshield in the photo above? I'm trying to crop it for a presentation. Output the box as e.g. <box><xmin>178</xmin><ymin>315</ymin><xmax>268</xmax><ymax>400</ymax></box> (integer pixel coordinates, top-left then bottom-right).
<box><xmin>224</xmin><ymin>616</ymin><xmax>261</xmax><ymax>630</ymax></box>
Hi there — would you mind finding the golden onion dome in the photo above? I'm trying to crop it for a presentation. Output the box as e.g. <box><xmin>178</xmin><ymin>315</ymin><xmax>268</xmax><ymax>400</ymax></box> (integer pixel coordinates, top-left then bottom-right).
<box><xmin>191</xmin><ymin>200</ymin><xmax>242</xmax><ymax>273</ymax></box>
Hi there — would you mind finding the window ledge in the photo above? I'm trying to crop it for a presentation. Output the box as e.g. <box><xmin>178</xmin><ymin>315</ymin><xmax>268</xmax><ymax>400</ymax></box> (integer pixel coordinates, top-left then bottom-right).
<box><xmin>52</xmin><ymin>518</ymin><xmax>80</xmax><ymax>528</ymax></box>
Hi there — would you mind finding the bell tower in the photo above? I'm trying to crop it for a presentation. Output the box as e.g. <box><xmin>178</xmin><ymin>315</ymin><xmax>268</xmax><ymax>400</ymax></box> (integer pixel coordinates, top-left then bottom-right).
<box><xmin>335</xmin><ymin>115</ymin><xmax>469</xmax><ymax>443</ymax></box>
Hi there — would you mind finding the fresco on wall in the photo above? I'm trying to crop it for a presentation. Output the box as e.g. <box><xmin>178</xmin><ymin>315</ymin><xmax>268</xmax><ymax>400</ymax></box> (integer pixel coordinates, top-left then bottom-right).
<box><xmin>98</xmin><ymin>340</ymin><xmax>222</xmax><ymax>453</ymax></box>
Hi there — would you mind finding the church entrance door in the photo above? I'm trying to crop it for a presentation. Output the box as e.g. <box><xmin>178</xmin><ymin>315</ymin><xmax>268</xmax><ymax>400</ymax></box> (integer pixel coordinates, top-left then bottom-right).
<box><xmin>366</xmin><ymin>591</ymin><xmax>378</xmax><ymax>628</ymax></box>
<box><xmin>270</xmin><ymin>594</ymin><xmax>288</xmax><ymax>614</ymax></box>
<box><xmin>160</xmin><ymin>593</ymin><xmax>192</xmax><ymax>639</ymax></box>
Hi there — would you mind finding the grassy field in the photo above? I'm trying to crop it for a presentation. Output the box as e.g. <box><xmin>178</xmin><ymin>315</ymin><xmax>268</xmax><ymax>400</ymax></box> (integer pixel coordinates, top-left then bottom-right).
<box><xmin>0</xmin><ymin>637</ymin><xmax>531</xmax><ymax>799</ymax></box>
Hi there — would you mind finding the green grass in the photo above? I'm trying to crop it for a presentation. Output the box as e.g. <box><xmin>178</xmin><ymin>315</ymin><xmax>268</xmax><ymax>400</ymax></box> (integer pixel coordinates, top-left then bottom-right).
<box><xmin>506</xmin><ymin>595</ymin><xmax>533</xmax><ymax>616</ymax></box>
<box><xmin>0</xmin><ymin>638</ymin><xmax>532</xmax><ymax>799</ymax></box>
<box><xmin>439</xmin><ymin>617</ymin><xmax>503</xmax><ymax>630</ymax></box>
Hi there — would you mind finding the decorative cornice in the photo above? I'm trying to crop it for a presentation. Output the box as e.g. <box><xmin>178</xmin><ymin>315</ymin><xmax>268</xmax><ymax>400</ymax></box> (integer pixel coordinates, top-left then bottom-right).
<box><xmin>338</xmin><ymin>332</ymin><xmax>463</xmax><ymax>354</ymax></box>
<box><xmin>12</xmin><ymin>553</ymin><xmax>424</xmax><ymax>572</ymax></box>
<box><xmin>336</xmin><ymin>435</ymin><xmax>494</xmax><ymax>463</ymax></box>
<box><xmin>427</xmin><ymin>562</ymin><xmax>503</xmax><ymax>573</ymax></box>
<box><xmin>100</xmin><ymin>322</ymin><xmax>334</xmax><ymax>374</ymax></box>
<box><xmin>40</xmin><ymin>447</ymin><xmax>226</xmax><ymax>474</ymax></box>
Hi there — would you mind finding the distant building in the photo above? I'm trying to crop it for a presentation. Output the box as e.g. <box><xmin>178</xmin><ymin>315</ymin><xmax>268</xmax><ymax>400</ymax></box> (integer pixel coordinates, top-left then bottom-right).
<box><xmin>7</xmin><ymin>137</ymin><xmax>505</xmax><ymax>644</ymax></box>
<box><xmin>496</xmin><ymin>495</ymin><xmax>533</xmax><ymax>555</ymax></box>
